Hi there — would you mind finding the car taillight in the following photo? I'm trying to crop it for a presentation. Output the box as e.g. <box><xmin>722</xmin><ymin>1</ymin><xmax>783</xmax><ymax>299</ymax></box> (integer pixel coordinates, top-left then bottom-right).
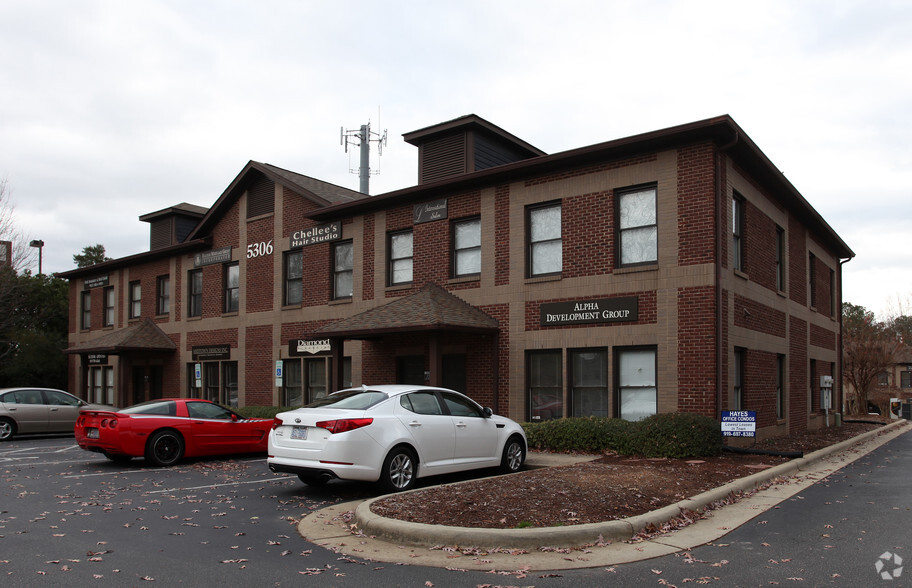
<box><xmin>315</xmin><ymin>418</ymin><xmax>373</xmax><ymax>434</ymax></box>
<box><xmin>272</xmin><ymin>417</ymin><xmax>283</xmax><ymax>430</ymax></box>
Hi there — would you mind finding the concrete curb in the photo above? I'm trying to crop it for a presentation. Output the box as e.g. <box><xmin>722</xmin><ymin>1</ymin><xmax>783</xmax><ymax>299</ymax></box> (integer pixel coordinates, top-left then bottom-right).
<box><xmin>353</xmin><ymin>419</ymin><xmax>910</xmax><ymax>549</ymax></box>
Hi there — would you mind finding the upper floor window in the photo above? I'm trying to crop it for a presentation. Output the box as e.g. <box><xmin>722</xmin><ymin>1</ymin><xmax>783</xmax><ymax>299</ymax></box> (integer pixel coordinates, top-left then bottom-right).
<box><xmin>388</xmin><ymin>230</ymin><xmax>413</xmax><ymax>285</ymax></box>
<box><xmin>732</xmin><ymin>193</ymin><xmax>744</xmax><ymax>272</ymax></box>
<box><xmin>527</xmin><ymin>202</ymin><xmax>562</xmax><ymax>277</ymax></box>
<box><xmin>157</xmin><ymin>275</ymin><xmax>170</xmax><ymax>315</ymax></box>
<box><xmin>284</xmin><ymin>250</ymin><xmax>303</xmax><ymax>306</ymax></box>
<box><xmin>188</xmin><ymin>269</ymin><xmax>202</xmax><ymax>318</ymax></box>
<box><xmin>809</xmin><ymin>252</ymin><xmax>817</xmax><ymax>308</ymax></box>
<box><xmin>775</xmin><ymin>226</ymin><xmax>785</xmax><ymax>292</ymax></box>
<box><xmin>332</xmin><ymin>240</ymin><xmax>353</xmax><ymax>299</ymax></box>
<box><xmin>129</xmin><ymin>281</ymin><xmax>141</xmax><ymax>319</ymax></box>
<box><xmin>452</xmin><ymin>217</ymin><xmax>481</xmax><ymax>277</ymax></box>
<box><xmin>103</xmin><ymin>286</ymin><xmax>114</xmax><ymax>327</ymax></box>
<box><xmin>224</xmin><ymin>262</ymin><xmax>239</xmax><ymax>313</ymax></box>
<box><xmin>81</xmin><ymin>290</ymin><xmax>91</xmax><ymax>329</ymax></box>
<box><xmin>617</xmin><ymin>186</ymin><xmax>657</xmax><ymax>266</ymax></box>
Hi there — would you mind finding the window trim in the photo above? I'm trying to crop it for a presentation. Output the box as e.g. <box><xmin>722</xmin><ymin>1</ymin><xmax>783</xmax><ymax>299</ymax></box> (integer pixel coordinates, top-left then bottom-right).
<box><xmin>451</xmin><ymin>216</ymin><xmax>481</xmax><ymax>278</ymax></box>
<box><xmin>732</xmin><ymin>193</ymin><xmax>745</xmax><ymax>272</ymax></box>
<box><xmin>188</xmin><ymin>269</ymin><xmax>203</xmax><ymax>318</ymax></box>
<box><xmin>224</xmin><ymin>262</ymin><xmax>239</xmax><ymax>314</ymax></box>
<box><xmin>128</xmin><ymin>280</ymin><xmax>141</xmax><ymax>320</ymax></box>
<box><xmin>81</xmin><ymin>290</ymin><xmax>92</xmax><ymax>329</ymax></box>
<box><xmin>616</xmin><ymin>184</ymin><xmax>658</xmax><ymax>268</ymax></box>
<box><xmin>526</xmin><ymin>201</ymin><xmax>562</xmax><ymax>278</ymax></box>
<box><xmin>332</xmin><ymin>240</ymin><xmax>353</xmax><ymax>300</ymax></box>
<box><xmin>283</xmin><ymin>249</ymin><xmax>303</xmax><ymax>306</ymax></box>
<box><xmin>156</xmin><ymin>275</ymin><xmax>170</xmax><ymax>316</ymax></box>
<box><xmin>388</xmin><ymin>229</ymin><xmax>414</xmax><ymax>286</ymax></box>
<box><xmin>102</xmin><ymin>286</ymin><xmax>114</xmax><ymax>327</ymax></box>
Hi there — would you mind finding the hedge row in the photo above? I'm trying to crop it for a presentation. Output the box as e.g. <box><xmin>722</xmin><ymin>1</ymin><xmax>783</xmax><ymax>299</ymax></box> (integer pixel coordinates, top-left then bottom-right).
<box><xmin>523</xmin><ymin>412</ymin><xmax>722</xmax><ymax>458</ymax></box>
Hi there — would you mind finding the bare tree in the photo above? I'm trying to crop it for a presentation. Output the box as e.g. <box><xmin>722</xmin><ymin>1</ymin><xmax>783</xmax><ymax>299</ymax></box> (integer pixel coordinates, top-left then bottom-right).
<box><xmin>0</xmin><ymin>177</ymin><xmax>36</xmax><ymax>273</ymax></box>
<box><xmin>842</xmin><ymin>302</ymin><xmax>901</xmax><ymax>414</ymax></box>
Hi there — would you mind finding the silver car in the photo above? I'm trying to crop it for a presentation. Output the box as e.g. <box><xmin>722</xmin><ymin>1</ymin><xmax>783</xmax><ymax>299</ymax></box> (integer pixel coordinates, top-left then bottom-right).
<box><xmin>0</xmin><ymin>388</ymin><xmax>87</xmax><ymax>441</ymax></box>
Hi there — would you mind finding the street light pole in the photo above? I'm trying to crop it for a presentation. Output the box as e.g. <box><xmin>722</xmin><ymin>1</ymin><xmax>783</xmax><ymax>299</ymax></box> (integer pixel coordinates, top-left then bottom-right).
<box><xmin>29</xmin><ymin>239</ymin><xmax>44</xmax><ymax>275</ymax></box>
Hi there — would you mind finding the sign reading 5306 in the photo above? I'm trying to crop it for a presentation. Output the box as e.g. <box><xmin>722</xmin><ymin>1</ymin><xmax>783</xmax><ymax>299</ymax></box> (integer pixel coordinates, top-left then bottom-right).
<box><xmin>247</xmin><ymin>240</ymin><xmax>274</xmax><ymax>259</ymax></box>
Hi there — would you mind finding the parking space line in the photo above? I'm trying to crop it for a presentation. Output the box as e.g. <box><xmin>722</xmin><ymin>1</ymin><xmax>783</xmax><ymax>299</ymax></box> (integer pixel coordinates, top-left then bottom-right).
<box><xmin>145</xmin><ymin>475</ymin><xmax>295</xmax><ymax>493</ymax></box>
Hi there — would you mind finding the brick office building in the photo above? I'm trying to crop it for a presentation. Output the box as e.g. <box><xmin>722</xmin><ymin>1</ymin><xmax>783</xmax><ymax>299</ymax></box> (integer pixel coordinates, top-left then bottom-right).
<box><xmin>61</xmin><ymin>114</ymin><xmax>853</xmax><ymax>438</ymax></box>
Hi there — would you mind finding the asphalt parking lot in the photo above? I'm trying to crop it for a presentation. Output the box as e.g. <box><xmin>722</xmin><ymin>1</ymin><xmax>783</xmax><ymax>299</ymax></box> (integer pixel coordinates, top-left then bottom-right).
<box><xmin>0</xmin><ymin>435</ymin><xmax>385</xmax><ymax>585</ymax></box>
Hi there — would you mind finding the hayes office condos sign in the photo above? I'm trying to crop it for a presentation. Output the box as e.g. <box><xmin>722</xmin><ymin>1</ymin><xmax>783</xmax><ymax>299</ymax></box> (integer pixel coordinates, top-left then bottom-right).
<box><xmin>540</xmin><ymin>296</ymin><xmax>638</xmax><ymax>326</ymax></box>
<box><xmin>290</xmin><ymin>221</ymin><xmax>341</xmax><ymax>248</ymax></box>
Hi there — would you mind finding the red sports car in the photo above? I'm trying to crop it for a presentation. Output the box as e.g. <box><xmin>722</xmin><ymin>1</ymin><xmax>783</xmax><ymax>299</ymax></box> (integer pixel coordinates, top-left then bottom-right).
<box><xmin>75</xmin><ymin>399</ymin><xmax>271</xmax><ymax>466</ymax></box>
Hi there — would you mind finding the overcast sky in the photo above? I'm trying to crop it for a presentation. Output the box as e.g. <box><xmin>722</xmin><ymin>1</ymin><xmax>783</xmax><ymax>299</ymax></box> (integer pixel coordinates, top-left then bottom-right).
<box><xmin>2</xmin><ymin>0</ymin><xmax>910</xmax><ymax>317</ymax></box>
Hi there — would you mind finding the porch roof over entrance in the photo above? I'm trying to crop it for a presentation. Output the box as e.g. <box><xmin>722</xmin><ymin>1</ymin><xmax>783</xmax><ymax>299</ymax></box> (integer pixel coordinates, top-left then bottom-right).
<box><xmin>314</xmin><ymin>282</ymin><xmax>499</xmax><ymax>339</ymax></box>
<box><xmin>64</xmin><ymin>318</ymin><xmax>177</xmax><ymax>355</ymax></box>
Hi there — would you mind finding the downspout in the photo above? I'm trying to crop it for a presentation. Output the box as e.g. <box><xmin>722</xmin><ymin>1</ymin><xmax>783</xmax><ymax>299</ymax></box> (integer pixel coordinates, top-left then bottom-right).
<box><xmin>715</xmin><ymin>130</ymin><xmax>740</xmax><ymax>420</ymax></box>
<box><xmin>838</xmin><ymin>256</ymin><xmax>851</xmax><ymax>416</ymax></box>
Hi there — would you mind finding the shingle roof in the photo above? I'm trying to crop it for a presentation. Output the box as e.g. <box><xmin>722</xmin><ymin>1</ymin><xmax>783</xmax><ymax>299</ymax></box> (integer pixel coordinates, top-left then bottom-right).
<box><xmin>314</xmin><ymin>282</ymin><xmax>499</xmax><ymax>338</ymax></box>
<box><xmin>64</xmin><ymin>318</ymin><xmax>177</xmax><ymax>354</ymax></box>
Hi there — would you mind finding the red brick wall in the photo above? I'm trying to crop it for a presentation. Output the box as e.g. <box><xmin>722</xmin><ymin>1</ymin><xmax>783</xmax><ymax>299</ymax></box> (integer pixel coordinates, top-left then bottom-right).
<box><xmin>677</xmin><ymin>285</ymin><xmax>717</xmax><ymax>416</ymax></box>
<box><xmin>363</xmin><ymin>213</ymin><xmax>375</xmax><ymax>301</ymax></box>
<box><xmin>244</xmin><ymin>325</ymin><xmax>272</xmax><ymax>405</ymax></box>
<box><xmin>494</xmin><ymin>185</ymin><xmax>510</xmax><ymax>286</ymax></box>
<box><xmin>524</xmin><ymin>154</ymin><xmax>658</xmax><ymax>187</ymax></box>
<box><xmin>245</xmin><ymin>216</ymin><xmax>275</xmax><ymax>313</ymax></box>
<box><xmin>562</xmin><ymin>190</ymin><xmax>613</xmax><ymax>278</ymax></box>
<box><xmin>810</xmin><ymin>323</ymin><xmax>836</xmax><ymax>350</ymax></box>
<box><xmin>789</xmin><ymin>316</ymin><xmax>808</xmax><ymax>434</ymax></box>
<box><xmin>744</xmin><ymin>349</ymin><xmax>779</xmax><ymax>428</ymax></box>
<box><xmin>480</xmin><ymin>303</ymin><xmax>510</xmax><ymax>414</ymax></box>
<box><xmin>788</xmin><ymin>217</ymin><xmax>807</xmax><ymax>306</ymax></box>
<box><xmin>743</xmin><ymin>199</ymin><xmax>779</xmax><ymax>292</ymax></box>
<box><xmin>734</xmin><ymin>294</ymin><xmax>787</xmax><ymax>338</ymax></box>
<box><xmin>677</xmin><ymin>143</ymin><xmax>716</xmax><ymax>266</ymax></box>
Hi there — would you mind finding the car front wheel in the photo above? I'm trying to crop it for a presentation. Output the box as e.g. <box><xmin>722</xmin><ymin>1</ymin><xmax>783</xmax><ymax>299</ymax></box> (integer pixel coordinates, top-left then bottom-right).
<box><xmin>379</xmin><ymin>447</ymin><xmax>417</xmax><ymax>493</ymax></box>
<box><xmin>500</xmin><ymin>435</ymin><xmax>525</xmax><ymax>474</ymax></box>
<box><xmin>145</xmin><ymin>430</ymin><xmax>185</xmax><ymax>467</ymax></box>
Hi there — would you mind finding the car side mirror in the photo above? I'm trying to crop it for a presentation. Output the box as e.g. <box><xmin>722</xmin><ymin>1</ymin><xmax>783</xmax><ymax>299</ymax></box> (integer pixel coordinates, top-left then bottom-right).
<box><xmin>483</xmin><ymin>407</ymin><xmax>493</xmax><ymax>418</ymax></box>
<box><xmin>231</xmin><ymin>413</ymin><xmax>239</xmax><ymax>422</ymax></box>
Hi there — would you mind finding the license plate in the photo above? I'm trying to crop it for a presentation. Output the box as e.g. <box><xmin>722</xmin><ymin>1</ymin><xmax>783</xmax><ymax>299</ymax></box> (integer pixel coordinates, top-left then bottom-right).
<box><xmin>290</xmin><ymin>427</ymin><xmax>308</xmax><ymax>440</ymax></box>
<box><xmin>87</xmin><ymin>428</ymin><xmax>99</xmax><ymax>439</ymax></box>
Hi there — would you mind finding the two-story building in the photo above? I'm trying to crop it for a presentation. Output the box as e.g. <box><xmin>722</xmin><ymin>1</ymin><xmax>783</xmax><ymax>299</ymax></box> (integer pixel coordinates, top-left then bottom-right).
<box><xmin>61</xmin><ymin>114</ymin><xmax>853</xmax><ymax>438</ymax></box>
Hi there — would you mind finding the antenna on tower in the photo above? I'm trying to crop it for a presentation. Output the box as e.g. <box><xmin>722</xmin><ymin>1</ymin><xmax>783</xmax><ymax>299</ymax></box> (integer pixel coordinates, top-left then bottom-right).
<box><xmin>340</xmin><ymin>119</ymin><xmax>387</xmax><ymax>195</ymax></box>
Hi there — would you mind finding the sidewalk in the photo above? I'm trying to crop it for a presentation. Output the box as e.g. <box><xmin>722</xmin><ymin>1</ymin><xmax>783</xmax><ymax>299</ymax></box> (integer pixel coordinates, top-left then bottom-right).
<box><xmin>297</xmin><ymin>420</ymin><xmax>911</xmax><ymax>571</ymax></box>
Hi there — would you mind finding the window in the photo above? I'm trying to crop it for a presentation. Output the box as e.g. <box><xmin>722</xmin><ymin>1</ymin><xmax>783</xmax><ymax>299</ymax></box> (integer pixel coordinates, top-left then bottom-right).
<box><xmin>188</xmin><ymin>269</ymin><xmax>202</xmax><ymax>318</ymax></box>
<box><xmin>901</xmin><ymin>371</ymin><xmax>911</xmax><ymax>389</ymax></box>
<box><xmin>528</xmin><ymin>350</ymin><xmax>562</xmax><ymax>421</ymax></box>
<box><xmin>527</xmin><ymin>202</ymin><xmax>562</xmax><ymax>276</ymax></box>
<box><xmin>776</xmin><ymin>354</ymin><xmax>785</xmax><ymax>420</ymax></box>
<box><xmin>103</xmin><ymin>286</ymin><xmax>114</xmax><ymax>327</ymax></box>
<box><xmin>388</xmin><ymin>230</ymin><xmax>413</xmax><ymax>285</ymax></box>
<box><xmin>224</xmin><ymin>262</ymin><xmax>239</xmax><ymax>313</ymax></box>
<box><xmin>401</xmin><ymin>391</ymin><xmax>443</xmax><ymax>415</ymax></box>
<box><xmin>332</xmin><ymin>240</ymin><xmax>353</xmax><ymax>299</ymax></box>
<box><xmin>441</xmin><ymin>391</ymin><xmax>485</xmax><ymax>417</ymax></box>
<box><xmin>284</xmin><ymin>250</ymin><xmax>303</xmax><ymax>306</ymax></box>
<box><xmin>776</xmin><ymin>226</ymin><xmax>785</xmax><ymax>292</ymax></box>
<box><xmin>732</xmin><ymin>193</ymin><xmax>744</xmax><ymax>272</ymax></box>
<box><xmin>618</xmin><ymin>186</ymin><xmax>657</xmax><ymax>266</ymax></box>
<box><xmin>452</xmin><ymin>217</ymin><xmax>481</xmax><ymax>277</ymax></box>
<box><xmin>157</xmin><ymin>275</ymin><xmax>170</xmax><ymax>315</ymax></box>
<box><xmin>877</xmin><ymin>371</ymin><xmax>889</xmax><ymax>387</ymax></box>
<box><xmin>808</xmin><ymin>253</ymin><xmax>817</xmax><ymax>308</ymax></box>
<box><xmin>733</xmin><ymin>348</ymin><xmax>745</xmax><ymax>410</ymax></box>
<box><xmin>570</xmin><ymin>349</ymin><xmax>609</xmax><ymax>417</ymax></box>
<box><xmin>617</xmin><ymin>347</ymin><xmax>657</xmax><ymax>421</ymax></box>
<box><xmin>283</xmin><ymin>358</ymin><xmax>329</xmax><ymax>406</ymax></box>
<box><xmin>80</xmin><ymin>291</ymin><xmax>91</xmax><ymax>329</ymax></box>
<box><xmin>129</xmin><ymin>281</ymin><xmax>141</xmax><ymax>319</ymax></box>
<box><xmin>86</xmin><ymin>366</ymin><xmax>113</xmax><ymax>405</ymax></box>
<box><xmin>223</xmin><ymin>361</ymin><xmax>238</xmax><ymax>407</ymax></box>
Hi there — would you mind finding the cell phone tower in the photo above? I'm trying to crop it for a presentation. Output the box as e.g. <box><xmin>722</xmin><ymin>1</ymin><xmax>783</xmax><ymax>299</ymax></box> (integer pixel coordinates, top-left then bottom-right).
<box><xmin>341</xmin><ymin>121</ymin><xmax>387</xmax><ymax>195</ymax></box>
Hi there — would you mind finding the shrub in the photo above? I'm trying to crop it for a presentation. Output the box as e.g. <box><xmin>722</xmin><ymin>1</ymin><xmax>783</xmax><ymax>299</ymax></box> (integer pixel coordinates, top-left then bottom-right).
<box><xmin>522</xmin><ymin>412</ymin><xmax>721</xmax><ymax>458</ymax></box>
<box><xmin>623</xmin><ymin>412</ymin><xmax>722</xmax><ymax>458</ymax></box>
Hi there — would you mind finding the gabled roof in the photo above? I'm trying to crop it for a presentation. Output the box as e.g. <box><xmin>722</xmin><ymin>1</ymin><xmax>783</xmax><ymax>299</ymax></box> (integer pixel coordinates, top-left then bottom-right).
<box><xmin>64</xmin><ymin>318</ymin><xmax>176</xmax><ymax>355</ymax></box>
<box><xmin>187</xmin><ymin>161</ymin><xmax>366</xmax><ymax>240</ymax></box>
<box><xmin>138</xmin><ymin>202</ymin><xmax>209</xmax><ymax>223</ymax></box>
<box><xmin>314</xmin><ymin>282</ymin><xmax>499</xmax><ymax>339</ymax></box>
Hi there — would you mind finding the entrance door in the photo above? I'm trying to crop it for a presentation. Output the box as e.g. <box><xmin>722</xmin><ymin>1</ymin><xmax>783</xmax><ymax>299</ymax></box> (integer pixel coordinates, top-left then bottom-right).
<box><xmin>442</xmin><ymin>354</ymin><xmax>467</xmax><ymax>393</ymax></box>
<box><xmin>131</xmin><ymin>367</ymin><xmax>145</xmax><ymax>406</ymax></box>
<box><xmin>397</xmin><ymin>355</ymin><xmax>425</xmax><ymax>385</ymax></box>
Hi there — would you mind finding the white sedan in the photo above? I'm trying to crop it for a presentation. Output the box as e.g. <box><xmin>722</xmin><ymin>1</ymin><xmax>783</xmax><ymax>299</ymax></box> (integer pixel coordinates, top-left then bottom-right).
<box><xmin>267</xmin><ymin>385</ymin><xmax>527</xmax><ymax>492</ymax></box>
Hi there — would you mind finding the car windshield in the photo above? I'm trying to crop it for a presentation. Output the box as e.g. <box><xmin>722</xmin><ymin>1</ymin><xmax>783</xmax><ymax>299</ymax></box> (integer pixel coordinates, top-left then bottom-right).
<box><xmin>303</xmin><ymin>389</ymin><xmax>388</xmax><ymax>410</ymax></box>
<box><xmin>119</xmin><ymin>400</ymin><xmax>177</xmax><ymax>416</ymax></box>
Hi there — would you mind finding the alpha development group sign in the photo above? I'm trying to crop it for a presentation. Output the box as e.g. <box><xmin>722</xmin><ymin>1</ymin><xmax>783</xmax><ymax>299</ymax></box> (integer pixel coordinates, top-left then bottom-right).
<box><xmin>540</xmin><ymin>296</ymin><xmax>638</xmax><ymax>327</ymax></box>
